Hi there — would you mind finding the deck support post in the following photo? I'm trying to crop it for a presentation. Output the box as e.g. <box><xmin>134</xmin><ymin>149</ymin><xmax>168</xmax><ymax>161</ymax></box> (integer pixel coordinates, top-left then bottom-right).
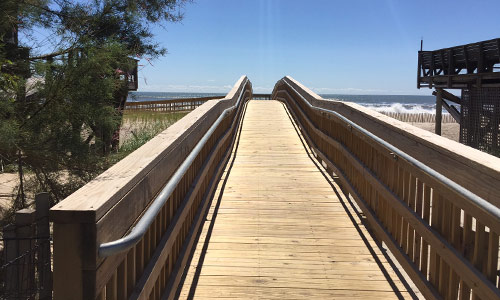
<box><xmin>435</xmin><ymin>88</ymin><xmax>443</xmax><ymax>135</ymax></box>
<box><xmin>15</xmin><ymin>208</ymin><xmax>36</xmax><ymax>297</ymax></box>
<box><xmin>35</xmin><ymin>193</ymin><xmax>52</xmax><ymax>300</ymax></box>
<box><xmin>52</xmin><ymin>221</ymin><xmax>96</xmax><ymax>300</ymax></box>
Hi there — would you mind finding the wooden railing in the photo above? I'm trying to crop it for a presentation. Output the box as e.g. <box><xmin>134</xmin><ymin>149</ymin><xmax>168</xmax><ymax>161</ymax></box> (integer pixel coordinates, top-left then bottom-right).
<box><xmin>273</xmin><ymin>76</ymin><xmax>500</xmax><ymax>300</ymax></box>
<box><xmin>124</xmin><ymin>96</ymin><xmax>225</xmax><ymax>112</ymax></box>
<box><xmin>252</xmin><ymin>93</ymin><xmax>272</xmax><ymax>100</ymax></box>
<box><xmin>49</xmin><ymin>76</ymin><xmax>252</xmax><ymax>299</ymax></box>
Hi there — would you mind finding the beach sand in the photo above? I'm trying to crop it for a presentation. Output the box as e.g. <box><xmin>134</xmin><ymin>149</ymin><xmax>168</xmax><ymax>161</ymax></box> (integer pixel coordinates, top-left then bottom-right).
<box><xmin>0</xmin><ymin>173</ymin><xmax>18</xmax><ymax>218</ymax></box>
<box><xmin>410</xmin><ymin>122</ymin><xmax>460</xmax><ymax>142</ymax></box>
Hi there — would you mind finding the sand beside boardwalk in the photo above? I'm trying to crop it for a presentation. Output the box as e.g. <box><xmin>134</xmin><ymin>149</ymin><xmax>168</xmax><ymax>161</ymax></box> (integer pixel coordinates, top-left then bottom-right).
<box><xmin>0</xmin><ymin>173</ymin><xmax>18</xmax><ymax>218</ymax></box>
<box><xmin>410</xmin><ymin>122</ymin><xmax>460</xmax><ymax>142</ymax></box>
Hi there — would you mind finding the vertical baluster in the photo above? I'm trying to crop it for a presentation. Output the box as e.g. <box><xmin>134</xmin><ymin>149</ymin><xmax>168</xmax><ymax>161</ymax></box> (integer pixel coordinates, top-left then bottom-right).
<box><xmin>395</xmin><ymin>166</ymin><xmax>404</xmax><ymax>246</ymax></box>
<box><xmin>117</xmin><ymin>259</ymin><xmax>127</xmax><ymax>299</ymax></box>
<box><xmin>429</xmin><ymin>191</ymin><xmax>441</xmax><ymax>288</ymax></box>
<box><xmin>151</xmin><ymin>219</ymin><xmax>157</xmax><ymax>256</ymax></box>
<box><xmin>486</xmin><ymin>230</ymin><xmax>499</xmax><ymax>286</ymax></box>
<box><xmin>365</xmin><ymin>177</ymin><xmax>372</xmax><ymax>210</ymax></box>
<box><xmin>144</xmin><ymin>228</ymin><xmax>151</xmax><ymax>263</ymax></box>
<box><xmin>161</xmin><ymin>265</ymin><xmax>167</xmax><ymax>292</ymax></box>
<box><xmin>158</xmin><ymin>208</ymin><xmax>163</xmax><ymax>241</ymax></box>
<box><xmin>414</xmin><ymin>178</ymin><xmax>423</xmax><ymax>269</ymax></box>
<box><xmin>156</xmin><ymin>213</ymin><xmax>161</xmax><ymax>248</ymax></box>
<box><xmin>408</xmin><ymin>173</ymin><xmax>416</xmax><ymax>261</ymax></box>
<box><xmin>401</xmin><ymin>170</ymin><xmax>410</xmax><ymax>254</ymax></box>
<box><xmin>149</xmin><ymin>286</ymin><xmax>155</xmax><ymax>300</ymax></box>
<box><xmin>448</xmin><ymin>205</ymin><xmax>462</xmax><ymax>299</ymax></box>
<box><xmin>386</xmin><ymin>156</ymin><xmax>394</xmax><ymax>233</ymax></box>
<box><xmin>127</xmin><ymin>247</ymin><xmax>136</xmax><ymax>298</ymax></box>
<box><xmin>105</xmin><ymin>271</ymin><xmax>117</xmax><ymax>300</ymax></box>
<box><xmin>376</xmin><ymin>153</ymin><xmax>386</xmax><ymax>230</ymax></box>
<box><xmin>163</xmin><ymin>201</ymin><xmax>168</xmax><ymax>232</ymax></box>
<box><xmin>471</xmin><ymin>221</ymin><xmax>487</xmax><ymax>300</ymax></box>
<box><xmin>460</xmin><ymin>213</ymin><xmax>474</xmax><ymax>299</ymax></box>
<box><xmin>168</xmin><ymin>254</ymin><xmax>173</xmax><ymax>276</ymax></box>
<box><xmin>370</xmin><ymin>149</ymin><xmax>377</xmax><ymax>213</ymax></box>
<box><xmin>155</xmin><ymin>278</ymin><xmax>161</xmax><ymax>300</ymax></box>
<box><xmin>136</xmin><ymin>238</ymin><xmax>144</xmax><ymax>280</ymax></box>
<box><xmin>329</xmin><ymin>118</ymin><xmax>335</xmax><ymax>175</ymax></box>
<box><xmin>438</xmin><ymin>197</ymin><xmax>452</xmax><ymax>298</ymax></box>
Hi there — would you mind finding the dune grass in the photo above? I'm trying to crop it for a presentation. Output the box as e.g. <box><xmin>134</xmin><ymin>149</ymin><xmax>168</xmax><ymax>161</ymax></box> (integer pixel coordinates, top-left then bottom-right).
<box><xmin>107</xmin><ymin>111</ymin><xmax>189</xmax><ymax>164</ymax></box>
<box><xmin>121</xmin><ymin>111</ymin><xmax>189</xmax><ymax>148</ymax></box>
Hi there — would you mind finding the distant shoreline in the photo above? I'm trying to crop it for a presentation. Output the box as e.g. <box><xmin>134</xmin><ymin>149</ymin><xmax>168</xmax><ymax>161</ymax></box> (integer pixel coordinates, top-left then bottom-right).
<box><xmin>128</xmin><ymin>92</ymin><xmax>442</xmax><ymax>115</ymax></box>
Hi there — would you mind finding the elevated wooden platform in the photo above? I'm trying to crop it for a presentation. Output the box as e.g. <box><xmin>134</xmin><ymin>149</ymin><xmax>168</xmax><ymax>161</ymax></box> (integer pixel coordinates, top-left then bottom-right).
<box><xmin>178</xmin><ymin>101</ymin><xmax>416</xmax><ymax>299</ymax></box>
<box><xmin>418</xmin><ymin>38</ymin><xmax>500</xmax><ymax>89</ymax></box>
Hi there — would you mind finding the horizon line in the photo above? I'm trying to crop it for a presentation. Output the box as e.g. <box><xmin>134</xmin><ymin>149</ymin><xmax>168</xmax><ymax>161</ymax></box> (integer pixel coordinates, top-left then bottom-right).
<box><xmin>130</xmin><ymin>90</ymin><xmax>436</xmax><ymax>97</ymax></box>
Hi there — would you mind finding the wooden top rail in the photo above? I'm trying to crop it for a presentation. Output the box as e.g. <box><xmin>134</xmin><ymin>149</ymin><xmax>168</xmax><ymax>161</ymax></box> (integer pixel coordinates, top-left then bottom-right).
<box><xmin>50</xmin><ymin>76</ymin><xmax>252</xmax><ymax>299</ymax></box>
<box><xmin>273</xmin><ymin>76</ymin><xmax>500</xmax><ymax>299</ymax></box>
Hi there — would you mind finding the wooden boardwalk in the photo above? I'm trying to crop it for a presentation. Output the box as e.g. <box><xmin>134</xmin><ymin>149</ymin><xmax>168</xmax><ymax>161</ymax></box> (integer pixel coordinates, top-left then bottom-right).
<box><xmin>178</xmin><ymin>100</ymin><xmax>416</xmax><ymax>299</ymax></box>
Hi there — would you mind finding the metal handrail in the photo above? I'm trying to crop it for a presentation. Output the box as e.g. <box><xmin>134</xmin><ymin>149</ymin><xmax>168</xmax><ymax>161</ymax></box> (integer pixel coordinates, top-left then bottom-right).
<box><xmin>280</xmin><ymin>78</ymin><xmax>500</xmax><ymax>224</ymax></box>
<box><xmin>99</xmin><ymin>78</ymin><xmax>249</xmax><ymax>257</ymax></box>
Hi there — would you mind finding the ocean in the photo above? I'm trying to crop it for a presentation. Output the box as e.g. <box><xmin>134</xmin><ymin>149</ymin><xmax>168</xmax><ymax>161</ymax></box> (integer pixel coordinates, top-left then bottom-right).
<box><xmin>127</xmin><ymin>92</ymin><xmax>441</xmax><ymax>114</ymax></box>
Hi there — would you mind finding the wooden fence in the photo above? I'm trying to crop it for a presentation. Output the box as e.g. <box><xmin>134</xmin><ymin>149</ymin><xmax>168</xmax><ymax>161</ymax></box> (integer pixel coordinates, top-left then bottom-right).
<box><xmin>49</xmin><ymin>76</ymin><xmax>252</xmax><ymax>299</ymax></box>
<box><xmin>273</xmin><ymin>76</ymin><xmax>500</xmax><ymax>299</ymax></box>
<box><xmin>381</xmin><ymin>112</ymin><xmax>457</xmax><ymax>123</ymax></box>
<box><xmin>1</xmin><ymin>193</ymin><xmax>52</xmax><ymax>299</ymax></box>
<box><xmin>124</xmin><ymin>96</ymin><xmax>225</xmax><ymax>112</ymax></box>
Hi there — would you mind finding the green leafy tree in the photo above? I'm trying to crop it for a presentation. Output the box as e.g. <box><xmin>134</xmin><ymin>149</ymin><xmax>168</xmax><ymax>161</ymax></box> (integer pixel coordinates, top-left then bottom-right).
<box><xmin>0</xmin><ymin>0</ymin><xmax>188</xmax><ymax>210</ymax></box>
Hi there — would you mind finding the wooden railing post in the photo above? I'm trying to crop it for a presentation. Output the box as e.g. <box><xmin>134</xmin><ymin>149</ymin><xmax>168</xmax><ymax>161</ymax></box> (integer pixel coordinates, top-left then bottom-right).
<box><xmin>15</xmin><ymin>208</ymin><xmax>36</xmax><ymax>298</ymax></box>
<box><xmin>51</xmin><ymin>219</ymin><xmax>96</xmax><ymax>300</ymax></box>
<box><xmin>35</xmin><ymin>193</ymin><xmax>52</xmax><ymax>300</ymax></box>
<box><xmin>3</xmin><ymin>224</ymin><xmax>17</xmax><ymax>296</ymax></box>
<box><xmin>435</xmin><ymin>88</ymin><xmax>443</xmax><ymax>135</ymax></box>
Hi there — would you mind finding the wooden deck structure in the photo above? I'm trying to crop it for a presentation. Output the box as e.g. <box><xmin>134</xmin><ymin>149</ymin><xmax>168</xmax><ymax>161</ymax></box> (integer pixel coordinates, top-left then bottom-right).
<box><xmin>177</xmin><ymin>101</ymin><xmax>415</xmax><ymax>299</ymax></box>
<box><xmin>50</xmin><ymin>76</ymin><xmax>500</xmax><ymax>300</ymax></box>
<box><xmin>417</xmin><ymin>38</ymin><xmax>500</xmax><ymax>156</ymax></box>
<box><xmin>418</xmin><ymin>38</ymin><xmax>500</xmax><ymax>89</ymax></box>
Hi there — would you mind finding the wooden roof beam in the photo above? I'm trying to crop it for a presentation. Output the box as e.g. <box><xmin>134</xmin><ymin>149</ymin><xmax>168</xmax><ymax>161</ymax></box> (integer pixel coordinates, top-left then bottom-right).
<box><xmin>432</xmin><ymin>89</ymin><xmax>461</xmax><ymax>105</ymax></box>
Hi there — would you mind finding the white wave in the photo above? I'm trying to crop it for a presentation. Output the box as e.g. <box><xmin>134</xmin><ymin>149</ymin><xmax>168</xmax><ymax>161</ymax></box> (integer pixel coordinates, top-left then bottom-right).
<box><xmin>363</xmin><ymin>103</ymin><xmax>437</xmax><ymax>114</ymax></box>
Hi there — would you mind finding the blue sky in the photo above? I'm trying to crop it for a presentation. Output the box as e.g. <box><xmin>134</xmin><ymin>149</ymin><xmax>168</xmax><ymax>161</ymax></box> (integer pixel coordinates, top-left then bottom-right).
<box><xmin>137</xmin><ymin>0</ymin><xmax>500</xmax><ymax>95</ymax></box>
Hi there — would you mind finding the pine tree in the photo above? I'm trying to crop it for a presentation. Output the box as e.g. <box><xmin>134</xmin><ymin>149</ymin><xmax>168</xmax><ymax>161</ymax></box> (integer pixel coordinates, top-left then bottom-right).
<box><xmin>0</xmin><ymin>0</ymin><xmax>188</xmax><ymax>209</ymax></box>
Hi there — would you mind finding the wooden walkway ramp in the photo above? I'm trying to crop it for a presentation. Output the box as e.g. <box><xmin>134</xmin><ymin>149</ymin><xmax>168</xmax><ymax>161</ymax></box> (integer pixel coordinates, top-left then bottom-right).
<box><xmin>49</xmin><ymin>77</ymin><xmax>500</xmax><ymax>300</ymax></box>
<box><xmin>178</xmin><ymin>100</ymin><xmax>416</xmax><ymax>299</ymax></box>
